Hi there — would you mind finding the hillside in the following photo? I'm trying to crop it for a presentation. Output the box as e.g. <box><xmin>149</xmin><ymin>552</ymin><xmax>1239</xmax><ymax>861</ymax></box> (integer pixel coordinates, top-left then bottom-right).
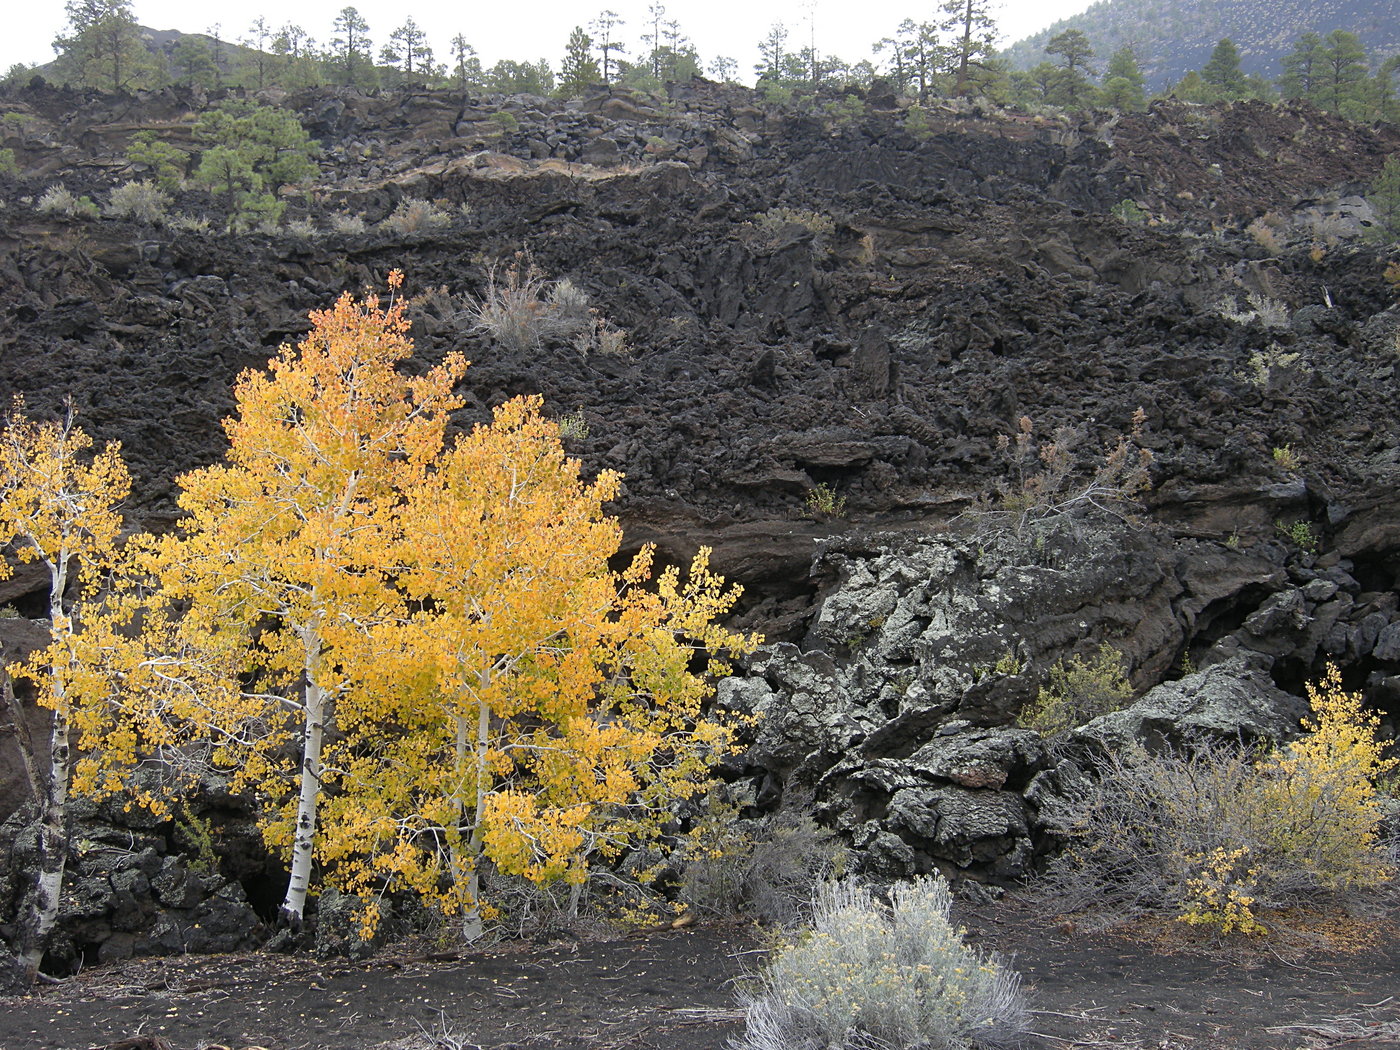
<box><xmin>1000</xmin><ymin>0</ymin><xmax>1400</xmax><ymax>89</ymax></box>
<box><xmin>0</xmin><ymin>79</ymin><xmax>1399</xmax><ymax>1030</ymax></box>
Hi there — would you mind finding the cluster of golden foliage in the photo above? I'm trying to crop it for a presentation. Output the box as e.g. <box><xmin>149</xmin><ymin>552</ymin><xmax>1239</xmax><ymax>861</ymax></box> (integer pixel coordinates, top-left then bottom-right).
<box><xmin>0</xmin><ymin>399</ymin><xmax>131</xmax><ymax>788</ymax></box>
<box><xmin>3</xmin><ymin>272</ymin><xmax>758</xmax><ymax>941</ymax></box>
<box><xmin>1175</xmin><ymin>665</ymin><xmax>1396</xmax><ymax>935</ymax></box>
<box><xmin>1042</xmin><ymin>662</ymin><xmax>1396</xmax><ymax>939</ymax></box>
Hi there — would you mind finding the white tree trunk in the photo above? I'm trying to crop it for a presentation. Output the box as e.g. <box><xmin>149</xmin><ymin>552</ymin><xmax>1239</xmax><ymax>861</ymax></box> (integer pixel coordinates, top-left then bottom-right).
<box><xmin>280</xmin><ymin>630</ymin><xmax>326</xmax><ymax>927</ymax></box>
<box><xmin>16</xmin><ymin>558</ymin><xmax>73</xmax><ymax>982</ymax></box>
<box><xmin>17</xmin><ymin>706</ymin><xmax>70</xmax><ymax>979</ymax></box>
<box><xmin>457</xmin><ymin>691</ymin><xmax>493</xmax><ymax>944</ymax></box>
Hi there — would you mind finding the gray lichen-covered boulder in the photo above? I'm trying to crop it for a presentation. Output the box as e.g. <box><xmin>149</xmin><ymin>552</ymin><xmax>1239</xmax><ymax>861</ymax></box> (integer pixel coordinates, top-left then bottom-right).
<box><xmin>819</xmin><ymin>722</ymin><xmax>1048</xmax><ymax>882</ymax></box>
<box><xmin>1068</xmin><ymin>657</ymin><xmax>1309</xmax><ymax>756</ymax></box>
<box><xmin>716</xmin><ymin>643</ymin><xmax>876</xmax><ymax>775</ymax></box>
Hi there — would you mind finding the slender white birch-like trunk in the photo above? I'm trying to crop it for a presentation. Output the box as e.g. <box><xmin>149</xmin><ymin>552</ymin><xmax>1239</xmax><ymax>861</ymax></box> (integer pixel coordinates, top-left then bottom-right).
<box><xmin>457</xmin><ymin>680</ymin><xmax>493</xmax><ymax>944</ymax></box>
<box><xmin>280</xmin><ymin>622</ymin><xmax>326</xmax><ymax>926</ymax></box>
<box><xmin>17</xmin><ymin>557</ymin><xmax>73</xmax><ymax>981</ymax></box>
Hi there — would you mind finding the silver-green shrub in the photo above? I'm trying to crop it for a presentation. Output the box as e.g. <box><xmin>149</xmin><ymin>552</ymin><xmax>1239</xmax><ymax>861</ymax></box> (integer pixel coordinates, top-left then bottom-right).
<box><xmin>330</xmin><ymin>211</ymin><xmax>368</xmax><ymax>235</ymax></box>
<box><xmin>37</xmin><ymin>184</ymin><xmax>99</xmax><ymax>219</ymax></box>
<box><xmin>545</xmin><ymin>278</ymin><xmax>591</xmax><ymax>331</ymax></box>
<box><xmin>105</xmin><ymin>179</ymin><xmax>170</xmax><ymax>223</ymax></box>
<box><xmin>381</xmin><ymin>197</ymin><xmax>452</xmax><ymax>234</ymax></box>
<box><xmin>735</xmin><ymin>876</ymin><xmax>1027</xmax><ymax>1050</ymax></box>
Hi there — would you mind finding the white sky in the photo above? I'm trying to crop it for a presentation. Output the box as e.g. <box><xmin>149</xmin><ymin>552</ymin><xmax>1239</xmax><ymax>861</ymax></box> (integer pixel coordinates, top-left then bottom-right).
<box><xmin>4</xmin><ymin>1</ymin><xmax>1093</xmax><ymax>84</ymax></box>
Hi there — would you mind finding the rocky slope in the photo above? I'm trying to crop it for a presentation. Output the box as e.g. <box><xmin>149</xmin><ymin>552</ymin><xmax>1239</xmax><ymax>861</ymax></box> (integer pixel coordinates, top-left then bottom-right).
<box><xmin>1</xmin><ymin>78</ymin><xmax>1398</xmax><ymax>969</ymax></box>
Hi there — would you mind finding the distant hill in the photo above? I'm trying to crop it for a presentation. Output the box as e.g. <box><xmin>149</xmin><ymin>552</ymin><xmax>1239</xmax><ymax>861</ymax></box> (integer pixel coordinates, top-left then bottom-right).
<box><xmin>32</xmin><ymin>26</ymin><xmax>267</xmax><ymax>89</ymax></box>
<box><xmin>999</xmin><ymin>0</ymin><xmax>1399</xmax><ymax>90</ymax></box>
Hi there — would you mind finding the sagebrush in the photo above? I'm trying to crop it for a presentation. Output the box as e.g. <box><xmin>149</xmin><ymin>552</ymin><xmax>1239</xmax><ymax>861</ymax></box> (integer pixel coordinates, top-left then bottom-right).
<box><xmin>734</xmin><ymin>876</ymin><xmax>1027</xmax><ymax>1050</ymax></box>
<box><xmin>105</xmin><ymin>180</ymin><xmax>170</xmax><ymax>223</ymax></box>
<box><xmin>37</xmin><ymin>184</ymin><xmax>99</xmax><ymax>219</ymax></box>
<box><xmin>382</xmin><ymin>197</ymin><xmax>452</xmax><ymax>235</ymax></box>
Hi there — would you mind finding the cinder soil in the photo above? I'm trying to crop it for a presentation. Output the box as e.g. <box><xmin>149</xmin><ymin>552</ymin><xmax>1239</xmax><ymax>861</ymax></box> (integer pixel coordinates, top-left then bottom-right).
<box><xmin>3</xmin><ymin>897</ymin><xmax>1398</xmax><ymax>1050</ymax></box>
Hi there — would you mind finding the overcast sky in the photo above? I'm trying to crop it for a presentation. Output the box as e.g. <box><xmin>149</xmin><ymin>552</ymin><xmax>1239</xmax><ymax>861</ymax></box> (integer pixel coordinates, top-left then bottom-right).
<box><xmin>4</xmin><ymin>1</ymin><xmax>1094</xmax><ymax>84</ymax></box>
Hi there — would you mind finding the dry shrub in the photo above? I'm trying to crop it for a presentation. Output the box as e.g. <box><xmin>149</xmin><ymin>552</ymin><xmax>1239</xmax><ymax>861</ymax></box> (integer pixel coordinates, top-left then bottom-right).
<box><xmin>1041</xmin><ymin>665</ymin><xmax>1397</xmax><ymax>935</ymax></box>
<box><xmin>753</xmin><ymin>206</ymin><xmax>835</xmax><ymax>241</ymax></box>
<box><xmin>404</xmin><ymin>284</ymin><xmax>461</xmax><ymax>326</ymax></box>
<box><xmin>681</xmin><ymin>798</ymin><xmax>843</xmax><ymax>926</ymax></box>
<box><xmin>473</xmin><ymin>864</ymin><xmax>618</xmax><ymax>943</ymax></box>
<box><xmin>1218</xmin><ymin>292</ymin><xmax>1290</xmax><ymax>329</ymax></box>
<box><xmin>381</xmin><ymin>197</ymin><xmax>452</xmax><ymax>235</ymax></box>
<box><xmin>467</xmin><ymin>256</ymin><xmax>593</xmax><ymax>351</ymax></box>
<box><xmin>1246</xmin><ymin>215</ymin><xmax>1283</xmax><ymax>251</ymax></box>
<box><xmin>734</xmin><ymin>876</ymin><xmax>1027</xmax><ymax>1050</ymax></box>
<box><xmin>167</xmin><ymin>212</ymin><xmax>211</xmax><ymax>232</ymax></box>
<box><xmin>965</xmin><ymin>410</ymin><xmax>1153</xmax><ymax>543</ymax></box>
<box><xmin>1240</xmin><ymin>343</ymin><xmax>1304</xmax><ymax>388</ymax></box>
<box><xmin>572</xmin><ymin>316</ymin><xmax>629</xmax><ymax>357</ymax></box>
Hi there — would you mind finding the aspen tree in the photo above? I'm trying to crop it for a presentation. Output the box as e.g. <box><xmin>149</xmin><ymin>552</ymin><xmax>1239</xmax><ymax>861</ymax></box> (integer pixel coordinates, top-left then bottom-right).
<box><xmin>158</xmin><ymin>273</ymin><xmax>466</xmax><ymax>926</ymax></box>
<box><xmin>151</xmin><ymin>275</ymin><xmax>752</xmax><ymax>939</ymax></box>
<box><xmin>0</xmin><ymin>400</ymin><xmax>129</xmax><ymax>982</ymax></box>
<box><xmin>320</xmin><ymin>396</ymin><xmax>756</xmax><ymax>940</ymax></box>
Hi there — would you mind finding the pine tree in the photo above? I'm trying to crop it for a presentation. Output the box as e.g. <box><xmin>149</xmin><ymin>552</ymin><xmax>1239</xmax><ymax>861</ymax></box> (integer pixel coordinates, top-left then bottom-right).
<box><xmin>558</xmin><ymin>26</ymin><xmax>601</xmax><ymax>97</ymax></box>
<box><xmin>1280</xmin><ymin>32</ymin><xmax>1325</xmax><ymax>101</ymax></box>
<box><xmin>170</xmin><ymin>38</ymin><xmax>216</xmax><ymax>89</ymax></box>
<box><xmin>53</xmin><ymin>0</ymin><xmax>163</xmax><ymax>92</ymax></box>
<box><xmin>1317</xmin><ymin>30</ymin><xmax>1370</xmax><ymax>117</ymax></box>
<box><xmin>450</xmin><ymin>35</ymin><xmax>483</xmax><ymax>92</ymax></box>
<box><xmin>329</xmin><ymin>6</ymin><xmax>374</xmax><ymax>89</ymax></box>
<box><xmin>1045</xmin><ymin>29</ymin><xmax>1094</xmax><ymax>75</ymax></box>
<box><xmin>486</xmin><ymin>59</ymin><xmax>554</xmax><ymax>95</ymax></box>
<box><xmin>1045</xmin><ymin>30</ymin><xmax>1096</xmax><ymax>108</ymax></box>
<box><xmin>206</xmin><ymin>23</ymin><xmax>226</xmax><ymax>90</ymax></box>
<box><xmin>654</xmin><ymin>17</ymin><xmax>700</xmax><ymax>82</ymax></box>
<box><xmin>1377</xmin><ymin>56</ymin><xmax>1400</xmax><ymax>122</ymax></box>
<box><xmin>1100</xmin><ymin>45</ymin><xmax>1146</xmax><ymax>111</ymax></box>
<box><xmin>645</xmin><ymin>2</ymin><xmax>666</xmax><ymax>78</ymax></box>
<box><xmin>1369</xmin><ymin>155</ymin><xmax>1400</xmax><ymax>242</ymax></box>
<box><xmin>382</xmin><ymin>18</ymin><xmax>434</xmax><ymax>86</ymax></box>
<box><xmin>590</xmin><ymin>10</ymin><xmax>626</xmax><ymax>85</ymax></box>
<box><xmin>940</xmin><ymin>0</ymin><xmax>997</xmax><ymax>97</ymax></box>
<box><xmin>1201</xmin><ymin>39</ymin><xmax>1247</xmax><ymax>99</ymax></box>
<box><xmin>192</xmin><ymin>100</ymin><xmax>319</xmax><ymax>229</ymax></box>
<box><xmin>872</xmin><ymin>32</ymin><xmax>911</xmax><ymax>95</ymax></box>
<box><xmin>241</xmin><ymin>17</ymin><xmax>275</xmax><ymax>92</ymax></box>
<box><xmin>756</xmin><ymin>22</ymin><xmax>789</xmax><ymax>81</ymax></box>
<box><xmin>896</xmin><ymin>19</ymin><xmax>941</xmax><ymax>103</ymax></box>
<box><xmin>708</xmin><ymin>55</ymin><xmax>738</xmax><ymax>82</ymax></box>
<box><xmin>270</xmin><ymin>23</ymin><xmax>322</xmax><ymax>90</ymax></box>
